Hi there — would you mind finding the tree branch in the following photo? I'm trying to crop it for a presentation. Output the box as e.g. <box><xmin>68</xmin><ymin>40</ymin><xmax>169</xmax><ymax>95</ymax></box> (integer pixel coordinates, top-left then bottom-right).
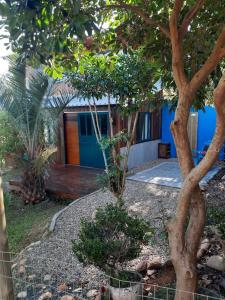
<box><xmin>169</xmin><ymin>0</ymin><xmax>188</xmax><ymax>90</ymax></box>
<box><xmin>102</xmin><ymin>2</ymin><xmax>170</xmax><ymax>39</ymax></box>
<box><xmin>179</xmin><ymin>0</ymin><xmax>205</xmax><ymax>38</ymax></box>
<box><xmin>190</xmin><ymin>25</ymin><xmax>225</xmax><ymax>94</ymax></box>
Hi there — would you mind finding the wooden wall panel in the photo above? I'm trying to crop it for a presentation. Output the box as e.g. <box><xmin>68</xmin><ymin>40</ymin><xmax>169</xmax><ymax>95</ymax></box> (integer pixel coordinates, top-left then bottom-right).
<box><xmin>64</xmin><ymin>113</ymin><xmax>80</xmax><ymax>165</ymax></box>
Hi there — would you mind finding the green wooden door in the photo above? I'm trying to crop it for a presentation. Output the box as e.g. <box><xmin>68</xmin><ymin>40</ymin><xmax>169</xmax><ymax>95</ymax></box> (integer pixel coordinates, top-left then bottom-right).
<box><xmin>78</xmin><ymin>112</ymin><xmax>108</xmax><ymax>169</ymax></box>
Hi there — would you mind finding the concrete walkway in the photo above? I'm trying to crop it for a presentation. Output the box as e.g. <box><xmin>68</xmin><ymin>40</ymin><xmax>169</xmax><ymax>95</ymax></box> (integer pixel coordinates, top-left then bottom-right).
<box><xmin>128</xmin><ymin>161</ymin><xmax>220</xmax><ymax>188</ymax></box>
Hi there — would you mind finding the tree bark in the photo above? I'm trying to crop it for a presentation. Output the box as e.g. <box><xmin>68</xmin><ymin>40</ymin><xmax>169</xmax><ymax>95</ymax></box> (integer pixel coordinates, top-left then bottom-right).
<box><xmin>0</xmin><ymin>177</ymin><xmax>14</xmax><ymax>300</ymax></box>
<box><xmin>168</xmin><ymin>73</ymin><xmax>225</xmax><ymax>300</ymax></box>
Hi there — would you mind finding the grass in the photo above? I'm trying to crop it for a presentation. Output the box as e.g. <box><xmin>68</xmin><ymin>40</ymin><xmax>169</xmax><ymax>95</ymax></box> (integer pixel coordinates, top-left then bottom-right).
<box><xmin>2</xmin><ymin>168</ymin><xmax>66</xmax><ymax>253</ymax></box>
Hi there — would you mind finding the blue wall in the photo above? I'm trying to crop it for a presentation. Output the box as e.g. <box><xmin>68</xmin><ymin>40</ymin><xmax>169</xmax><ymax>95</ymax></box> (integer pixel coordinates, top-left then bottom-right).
<box><xmin>161</xmin><ymin>105</ymin><xmax>224</xmax><ymax>160</ymax></box>
<box><xmin>161</xmin><ymin>105</ymin><xmax>176</xmax><ymax>157</ymax></box>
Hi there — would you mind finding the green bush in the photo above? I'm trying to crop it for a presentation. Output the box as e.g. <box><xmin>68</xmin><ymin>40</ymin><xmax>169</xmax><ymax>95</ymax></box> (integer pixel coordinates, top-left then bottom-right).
<box><xmin>72</xmin><ymin>202</ymin><xmax>153</xmax><ymax>275</ymax></box>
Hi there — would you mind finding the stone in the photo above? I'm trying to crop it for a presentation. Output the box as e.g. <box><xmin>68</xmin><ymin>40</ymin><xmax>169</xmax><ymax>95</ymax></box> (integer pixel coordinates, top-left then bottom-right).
<box><xmin>86</xmin><ymin>289</ymin><xmax>99</xmax><ymax>298</ymax></box>
<box><xmin>135</xmin><ymin>260</ymin><xmax>148</xmax><ymax>272</ymax></box>
<box><xmin>206</xmin><ymin>255</ymin><xmax>225</xmax><ymax>272</ymax></box>
<box><xmin>60</xmin><ymin>296</ymin><xmax>76</xmax><ymax>300</ymax></box>
<box><xmin>38</xmin><ymin>292</ymin><xmax>53</xmax><ymax>300</ymax></box>
<box><xmin>219</xmin><ymin>278</ymin><xmax>225</xmax><ymax>289</ymax></box>
<box><xmin>19</xmin><ymin>265</ymin><xmax>26</xmax><ymax>276</ymax></box>
<box><xmin>197</xmin><ymin>238</ymin><xmax>210</xmax><ymax>258</ymax></box>
<box><xmin>57</xmin><ymin>283</ymin><xmax>68</xmax><ymax>292</ymax></box>
<box><xmin>73</xmin><ymin>287</ymin><xmax>82</xmax><ymax>293</ymax></box>
<box><xmin>147</xmin><ymin>269</ymin><xmax>156</xmax><ymax>276</ymax></box>
<box><xmin>43</xmin><ymin>274</ymin><xmax>52</xmax><ymax>282</ymax></box>
<box><xmin>17</xmin><ymin>291</ymin><xmax>27</xmax><ymax>299</ymax></box>
<box><xmin>28</xmin><ymin>274</ymin><xmax>36</xmax><ymax>281</ymax></box>
<box><xmin>11</xmin><ymin>263</ymin><xmax>17</xmax><ymax>270</ymax></box>
<box><xmin>19</xmin><ymin>259</ymin><xmax>26</xmax><ymax>266</ymax></box>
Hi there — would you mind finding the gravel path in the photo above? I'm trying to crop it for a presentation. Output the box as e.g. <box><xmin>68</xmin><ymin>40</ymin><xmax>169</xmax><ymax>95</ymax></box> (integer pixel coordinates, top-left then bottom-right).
<box><xmin>17</xmin><ymin>180</ymin><xmax>179</xmax><ymax>291</ymax></box>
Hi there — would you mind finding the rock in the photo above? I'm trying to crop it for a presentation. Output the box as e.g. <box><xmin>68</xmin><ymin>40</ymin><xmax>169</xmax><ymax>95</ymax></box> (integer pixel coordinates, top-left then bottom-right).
<box><xmin>147</xmin><ymin>269</ymin><xmax>156</xmax><ymax>276</ymax></box>
<box><xmin>57</xmin><ymin>283</ymin><xmax>68</xmax><ymax>292</ymax></box>
<box><xmin>17</xmin><ymin>291</ymin><xmax>27</xmax><ymax>299</ymax></box>
<box><xmin>147</xmin><ymin>257</ymin><xmax>162</xmax><ymax>270</ymax></box>
<box><xmin>86</xmin><ymin>289</ymin><xmax>99</xmax><ymax>298</ymax></box>
<box><xmin>136</xmin><ymin>260</ymin><xmax>148</xmax><ymax>272</ymax></box>
<box><xmin>206</xmin><ymin>255</ymin><xmax>225</xmax><ymax>272</ymax></box>
<box><xmin>43</xmin><ymin>274</ymin><xmax>52</xmax><ymax>282</ymax></box>
<box><xmin>19</xmin><ymin>265</ymin><xmax>26</xmax><ymax>276</ymax></box>
<box><xmin>197</xmin><ymin>238</ymin><xmax>210</xmax><ymax>258</ymax></box>
<box><xmin>219</xmin><ymin>278</ymin><xmax>225</xmax><ymax>290</ymax></box>
<box><xmin>60</xmin><ymin>296</ymin><xmax>76</xmax><ymax>300</ymax></box>
<box><xmin>38</xmin><ymin>292</ymin><xmax>53</xmax><ymax>300</ymax></box>
<box><xmin>19</xmin><ymin>259</ymin><xmax>26</xmax><ymax>266</ymax></box>
<box><xmin>197</xmin><ymin>264</ymin><xmax>204</xmax><ymax>269</ymax></box>
<box><xmin>28</xmin><ymin>274</ymin><xmax>36</xmax><ymax>281</ymax></box>
<box><xmin>73</xmin><ymin>287</ymin><xmax>82</xmax><ymax>293</ymax></box>
<box><xmin>11</xmin><ymin>263</ymin><xmax>17</xmax><ymax>270</ymax></box>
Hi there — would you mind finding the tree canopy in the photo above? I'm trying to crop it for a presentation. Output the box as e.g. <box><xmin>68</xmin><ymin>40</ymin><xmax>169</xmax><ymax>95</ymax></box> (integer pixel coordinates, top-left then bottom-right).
<box><xmin>1</xmin><ymin>1</ymin><xmax>224</xmax><ymax>108</ymax></box>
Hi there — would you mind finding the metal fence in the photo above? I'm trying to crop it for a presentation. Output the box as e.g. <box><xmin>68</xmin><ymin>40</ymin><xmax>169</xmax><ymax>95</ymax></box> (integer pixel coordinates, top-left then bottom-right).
<box><xmin>0</xmin><ymin>251</ymin><xmax>224</xmax><ymax>300</ymax></box>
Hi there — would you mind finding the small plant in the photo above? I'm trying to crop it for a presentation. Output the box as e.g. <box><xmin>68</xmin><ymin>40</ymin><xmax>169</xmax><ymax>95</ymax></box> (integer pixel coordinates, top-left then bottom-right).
<box><xmin>72</xmin><ymin>202</ymin><xmax>152</xmax><ymax>279</ymax></box>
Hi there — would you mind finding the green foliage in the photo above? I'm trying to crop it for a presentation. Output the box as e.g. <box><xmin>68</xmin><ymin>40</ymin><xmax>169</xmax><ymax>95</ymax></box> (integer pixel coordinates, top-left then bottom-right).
<box><xmin>72</xmin><ymin>202</ymin><xmax>152</xmax><ymax>274</ymax></box>
<box><xmin>2</xmin><ymin>0</ymin><xmax>224</xmax><ymax>107</ymax></box>
<box><xmin>206</xmin><ymin>207</ymin><xmax>225</xmax><ymax>239</ymax></box>
<box><xmin>68</xmin><ymin>51</ymin><xmax>161</xmax><ymax>113</ymax></box>
<box><xmin>0</xmin><ymin>111</ymin><xmax>22</xmax><ymax>163</ymax></box>
<box><xmin>0</xmin><ymin>57</ymin><xmax>73</xmax><ymax>203</ymax></box>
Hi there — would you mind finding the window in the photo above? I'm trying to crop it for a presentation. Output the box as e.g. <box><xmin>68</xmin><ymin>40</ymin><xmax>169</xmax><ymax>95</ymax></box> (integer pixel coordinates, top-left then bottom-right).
<box><xmin>100</xmin><ymin>114</ymin><xmax>108</xmax><ymax>135</ymax></box>
<box><xmin>80</xmin><ymin>114</ymin><xmax>93</xmax><ymax>136</ymax></box>
<box><xmin>136</xmin><ymin>112</ymin><xmax>151</xmax><ymax>143</ymax></box>
<box><xmin>151</xmin><ymin>109</ymin><xmax>162</xmax><ymax>140</ymax></box>
<box><xmin>136</xmin><ymin>109</ymin><xmax>162</xmax><ymax>143</ymax></box>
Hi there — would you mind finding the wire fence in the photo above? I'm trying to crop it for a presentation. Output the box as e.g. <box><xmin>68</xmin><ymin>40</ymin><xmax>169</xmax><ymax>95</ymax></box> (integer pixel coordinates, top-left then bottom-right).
<box><xmin>0</xmin><ymin>251</ymin><xmax>225</xmax><ymax>300</ymax></box>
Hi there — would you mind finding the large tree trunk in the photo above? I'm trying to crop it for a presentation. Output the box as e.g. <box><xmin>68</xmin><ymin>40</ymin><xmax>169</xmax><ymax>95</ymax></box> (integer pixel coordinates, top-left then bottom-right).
<box><xmin>0</xmin><ymin>177</ymin><xmax>14</xmax><ymax>300</ymax></box>
<box><xmin>167</xmin><ymin>76</ymin><xmax>225</xmax><ymax>299</ymax></box>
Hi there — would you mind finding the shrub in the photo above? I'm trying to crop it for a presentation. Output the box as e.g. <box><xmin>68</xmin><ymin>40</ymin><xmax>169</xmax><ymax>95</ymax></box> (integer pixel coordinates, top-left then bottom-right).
<box><xmin>72</xmin><ymin>202</ymin><xmax>153</xmax><ymax>276</ymax></box>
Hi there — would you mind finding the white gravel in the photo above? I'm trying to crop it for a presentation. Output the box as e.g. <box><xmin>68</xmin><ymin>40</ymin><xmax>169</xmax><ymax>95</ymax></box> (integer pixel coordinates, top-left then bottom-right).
<box><xmin>17</xmin><ymin>177</ymin><xmax>179</xmax><ymax>290</ymax></box>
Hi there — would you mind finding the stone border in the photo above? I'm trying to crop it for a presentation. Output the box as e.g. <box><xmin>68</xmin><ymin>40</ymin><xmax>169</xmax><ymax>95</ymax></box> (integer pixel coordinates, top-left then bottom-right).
<box><xmin>49</xmin><ymin>189</ymin><xmax>102</xmax><ymax>232</ymax></box>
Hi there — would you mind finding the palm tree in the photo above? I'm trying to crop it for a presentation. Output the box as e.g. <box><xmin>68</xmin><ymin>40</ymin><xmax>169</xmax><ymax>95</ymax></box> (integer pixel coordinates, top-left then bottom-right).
<box><xmin>0</xmin><ymin>58</ymin><xmax>73</xmax><ymax>204</ymax></box>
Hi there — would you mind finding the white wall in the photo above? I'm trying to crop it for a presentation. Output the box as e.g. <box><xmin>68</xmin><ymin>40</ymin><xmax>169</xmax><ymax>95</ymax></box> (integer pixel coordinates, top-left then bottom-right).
<box><xmin>120</xmin><ymin>140</ymin><xmax>161</xmax><ymax>170</ymax></box>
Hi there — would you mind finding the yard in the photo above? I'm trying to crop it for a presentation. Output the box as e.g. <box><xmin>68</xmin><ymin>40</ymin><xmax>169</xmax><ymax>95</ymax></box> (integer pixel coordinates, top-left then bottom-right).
<box><xmin>9</xmin><ymin>160</ymin><xmax>225</xmax><ymax>299</ymax></box>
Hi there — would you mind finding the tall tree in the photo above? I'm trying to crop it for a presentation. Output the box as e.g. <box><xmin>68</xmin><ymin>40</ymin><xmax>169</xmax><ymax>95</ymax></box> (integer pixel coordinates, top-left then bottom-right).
<box><xmin>1</xmin><ymin>1</ymin><xmax>225</xmax><ymax>298</ymax></box>
<box><xmin>0</xmin><ymin>58</ymin><xmax>73</xmax><ymax>204</ymax></box>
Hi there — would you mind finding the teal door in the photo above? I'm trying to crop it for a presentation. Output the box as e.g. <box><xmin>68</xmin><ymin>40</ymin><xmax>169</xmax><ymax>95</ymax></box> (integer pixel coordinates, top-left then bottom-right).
<box><xmin>78</xmin><ymin>112</ymin><xmax>108</xmax><ymax>169</ymax></box>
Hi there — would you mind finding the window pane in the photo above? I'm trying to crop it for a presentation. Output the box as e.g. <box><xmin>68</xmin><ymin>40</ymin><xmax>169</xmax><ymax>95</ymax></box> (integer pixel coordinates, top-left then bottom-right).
<box><xmin>100</xmin><ymin>114</ymin><xmax>108</xmax><ymax>135</ymax></box>
<box><xmin>86</xmin><ymin>114</ymin><xmax>92</xmax><ymax>136</ymax></box>
<box><xmin>80</xmin><ymin>114</ymin><xmax>86</xmax><ymax>136</ymax></box>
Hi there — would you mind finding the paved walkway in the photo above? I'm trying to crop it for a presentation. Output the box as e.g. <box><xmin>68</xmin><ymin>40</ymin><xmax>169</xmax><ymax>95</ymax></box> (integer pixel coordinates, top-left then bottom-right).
<box><xmin>46</xmin><ymin>164</ymin><xmax>103</xmax><ymax>200</ymax></box>
<box><xmin>128</xmin><ymin>161</ymin><xmax>221</xmax><ymax>188</ymax></box>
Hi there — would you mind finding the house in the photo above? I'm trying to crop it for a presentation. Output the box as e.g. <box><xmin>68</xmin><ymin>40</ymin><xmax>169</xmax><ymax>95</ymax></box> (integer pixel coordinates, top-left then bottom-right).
<box><xmin>55</xmin><ymin>96</ymin><xmax>162</xmax><ymax>169</ymax></box>
<box><xmin>161</xmin><ymin>105</ymin><xmax>225</xmax><ymax>161</ymax></box>
<box><xmin>51</xmin><ymin>77</ymin><xmax>224</xmax><ymax>170</ymax></box>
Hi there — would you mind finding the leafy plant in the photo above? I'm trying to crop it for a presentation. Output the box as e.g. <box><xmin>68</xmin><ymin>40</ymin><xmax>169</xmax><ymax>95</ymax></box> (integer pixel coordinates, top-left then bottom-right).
<box><xmin>0</xmin><ymin>57</ymin><xmax>73</xmax><ymax>204</ymax></box>
<box><xmin>72</xmin><ymin>202</ymin><xmax>152</xmax><ymax>276</ymax></box>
